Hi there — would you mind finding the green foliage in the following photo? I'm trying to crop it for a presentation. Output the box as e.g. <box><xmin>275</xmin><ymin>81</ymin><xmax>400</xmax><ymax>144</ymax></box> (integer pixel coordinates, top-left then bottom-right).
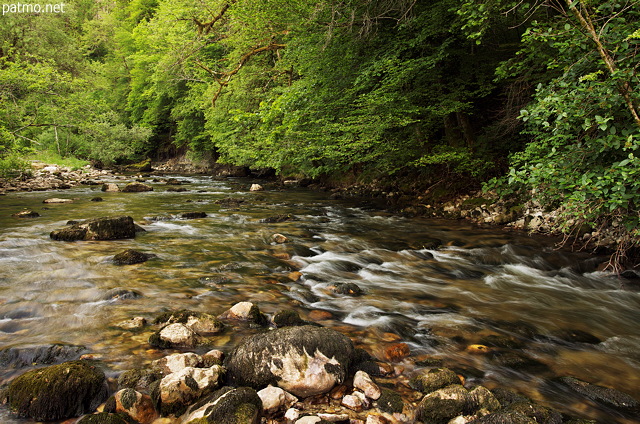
<box><xmin>483</xmin><ymin>0</ymin><xmax>640</xmax><ymax>258</ymax></box>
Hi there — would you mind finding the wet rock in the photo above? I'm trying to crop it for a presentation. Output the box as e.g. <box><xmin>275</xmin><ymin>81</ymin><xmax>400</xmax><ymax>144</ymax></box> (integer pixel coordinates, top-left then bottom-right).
<box><xmin>181</xmin><ymin>212</ymin><xmax>207</xmax><ymax>219</ymax></box>
<box><xmin>353</xmin><ymin>370</ymin><xmax>381</xmax><ymax>400</ymax></box>
<box><xmin>152</xmin><ymin>352</ymin><xmax>203</xmax><ymax>375</ymax></box>
<box><xmin>202</xmin><ymin>349</ymin><xmax>225</xmax><ymax>367</ymax></box>
<box><xmin>50</xmin><ymin>216</ymin><xmax>137</xmax><ymax>241</ymax></box>
<box><xmin>122</xmin><ymin>182</ymin><xmax>153</xmax><ymax>192</ymax></box>
<box><xmin>250</xmin><ymin>184</ymin><xmax>263</xmax><ymax>191</ymax></box>
<box><xmin>342</xmin><ymin>391</ymin><xmax>369</xmax><ymax>411</ymax></box>
<box><xmin>12</xmin><ymin>209</ymin><xmax>40</xmax><ymax>218</ymax></box>
<box><xmin>102</xmin><ymin>183</ymin><xmax>120</xmax><ymax>192</ymax></box>
<box><xmin>490</xmin><ymin>388</ymin><xmax>530</xmax><ymax>407</ymax></box>
<box><xmin>478</xmin><ymin>335</ymin><xmax>524</xmax><ymax>349</ymax></box>
<box><xmin>0</xmin><ymin>344</ymin><xmax>87</xmax><ymax>369</ymax></box>
<box><xmin>114</xmin><ymin>316</ymin><xmax>147</xmax><ymax>330</ymax></box>
<box><xmin>43</xmin><ymin>197</ymin><xmax>74</xmax><ymax>203</ymax></box>
<box><xmin>76</xmin><ymin>412</ymin><xmax>132</xmax><ymax>423</ymax></box>
<box><xmin>258</xmin><ymin>385</ymin><xmax>298</xmax><ymax>415</ymax></box>
<box><xmin>549</xmin><ymin>329</ymin><xmax>601</xmax><ymax>345</ymax></box>
<box><xmin>113</xmin><ymin>249</ymin><xmax>154</xmax><ymax>265</ymax></box>
<box><xmin>166</xmin><ymin>178</ymin><xmax>182</xmax><ymax>185</ymax></box>
<box><xmin>117</xmin><ymin>368</ymin><xmax>162</xmax><ymax>392</ymax></box>
<box><xmin>380</xmin><ymin>343</ymin><xmax>410</xmax><ymax>362</ymax></box>
<box><xmin>181</xmin><ymin>386</ymin><xmax>262</xmax><ymax>424</ymax></box>
<box><xmin>151</xmin><ymin>365</ymin><xmax>225</xmax><ymax>416</ymax></box>
<box><xmin>376</xmin><ymin>387</ymin><xmax>404</xmax><ymax>414</ymax></box>
<box><xmin>553</xmin><ymin>376</ymin><xmax>639</xmax><ymax>413</ymax></box>
<box><xmin>272</xmin><ymin>233</ymin><xmax>289</xmax><ymax>243</ymax></box>
<box><xmin>5</xmin><ymin>360</ymin><xmax>108</xmax><ymax>421</ymax></box>
<box><xmin>260</xmin><ymin>213</ymin><xmax>296</xmax><ymax>223</ymax></box>
<box><xmin>331</xmin><ymin>282</ymin><xmax>364</xmax><ymax>296</ymax></box>
<box><xmin>167</xmin><ymin>187</ymin><xmax>188</xmax><ymax>192</ymax></box>
<box><xmin>272</xmin><ymin>309</ymin><xmax>313</xmax><ymax>328</ymax></box>
<box><xmin>155</xmin><ymin>310</ymin><xmax>225</xmax><ymax>336</ymax></box>
<box><xmin>148</xmin><ymin>323</ymin><xmax>203</xmax><ymax>349</ymax></box>
<box><xmin>104</xmin><ymin>388</ymin><xmax>158</xmax><ymax>424</ymax></box>
<box><xmin>218</xmin><ymin>302</ymin><xmax>268</xmax><ymax>327</ymax></box>
<box><xmin>502</xmin><ymin>401</ymin><xmax>562</xmax><ymax>424</ymax></box>
<box><xmin>103</xmin><ymin>288</ymin><xmax>142</xmax><ymax>301</ymax></box>
<box><xmin>471</xmin><ymin>411</ymin><xmax>537</xmax><ymax>424</ymax></box>
<box><xmin>469</xmin><ymin>386</ymin><xmax>501</xmax><ymax>412</ymax></box>
<box><xmin>91</xmin><ymin>197</ymin><xmax>103</xmax><ymax>202</ymax></box>
<box><xmin>225</xmin><ymin>325</ymin><xmax>355</xmax><ymax>397</ymax></box>
<box><xmin>215</xmin><ymin>197</ymin><xmax>246</xmax><ymax>207</ymax></box>
<box><xmin>489</xmin><ymin>351</ymin><xmax>549</xmax><ymax>373</ymax></box>
<box><xmin>410</xmin><ymin>367</ymin><xmax>461</xmax><ymax>394</ymax></box>
<box><xmin>416</xmin><ymin>385</ymin><xmax>472</xmax><ymax>424</ymax></box>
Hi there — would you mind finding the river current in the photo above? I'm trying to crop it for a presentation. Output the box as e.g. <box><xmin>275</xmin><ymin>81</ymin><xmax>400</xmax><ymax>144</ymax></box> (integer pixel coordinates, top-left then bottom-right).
<box><xmin>0</xmin><ymin>175</ymin><xmax>638</xmax><ymax>423</ymax></box>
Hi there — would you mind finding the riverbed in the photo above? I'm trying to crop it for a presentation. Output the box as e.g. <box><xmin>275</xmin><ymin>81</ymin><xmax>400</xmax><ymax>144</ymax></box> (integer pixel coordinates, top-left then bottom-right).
<box><xmin>0</xmin><ymin>175</ymin><xmax>638</xmax><ymax>423</ymax></box>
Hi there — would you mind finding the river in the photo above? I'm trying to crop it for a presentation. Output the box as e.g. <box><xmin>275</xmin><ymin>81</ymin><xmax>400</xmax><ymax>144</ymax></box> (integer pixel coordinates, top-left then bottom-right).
<box><xmin>0</xmin><ymin>175</ymin><xmax>638</xmax><ymax>423</ymax></box>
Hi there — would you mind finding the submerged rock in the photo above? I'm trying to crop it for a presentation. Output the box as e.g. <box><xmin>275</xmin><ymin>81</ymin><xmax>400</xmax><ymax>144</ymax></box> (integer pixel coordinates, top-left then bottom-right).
<box><xmin>0</xmin><ymin>344</ymin><xmax>87</xmax><ymax>369</ymax></box>
<box><xmin>5</xmin><ymin>360</ymin><xmax>108</xmax><ymax>421</ymax></box>
<box><xmin>224</xmin><ymin>325</ymin><xmax>354</xmax><ymax>397</ymax></box>
<box><xmin>50</xmin><ymin>216</ymin><xmax>137</xmax><ymax>241</ymax></box>
<box><xmin>122</xmin><ymin>182</ymin><xmax>153</xmax><ymax>192</ymax></box>
<box><xmin>12</xmin><ymin>210</ymin><xmax>40</xmax><ymax>218</ymax></box>
<box><xmin>554</xmin><ymin>376</ymin><xmax>639</xmax><ymax>413</ymax></box>
<box><xmin>260</xmin><ymin>214</ymin><xmax>295</xmax><ymax>223</ymax></box>
<box><xmin>113</xmin><ymin>249</ymin><xmax>154</xmax><ymax>265</ymax></box>
<box><xmin>76</xmin><ymin>412</ymin><xmax>132</xmax><ymax>424</ymax></box>
<box><xmin>331</xmin><ymin>282</ymin><xmax>364</xmax><ymax>296</ymax></box>
<box><xmin>181</xmin><ymin>211</ymin><xmax>207</xmax><ymax>219</ymax></box>
<box><xmin>43</xmin><ymin>197</ymin><xmax>73</xmax><ymax>203</ymax></box>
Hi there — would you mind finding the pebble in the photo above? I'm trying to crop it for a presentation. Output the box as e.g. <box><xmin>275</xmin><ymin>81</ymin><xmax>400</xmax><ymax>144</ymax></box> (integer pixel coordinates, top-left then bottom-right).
<box><xmin>353</xmin><ymin>371</ymin><xmax>381</xmax><ymax>400</ymax></box>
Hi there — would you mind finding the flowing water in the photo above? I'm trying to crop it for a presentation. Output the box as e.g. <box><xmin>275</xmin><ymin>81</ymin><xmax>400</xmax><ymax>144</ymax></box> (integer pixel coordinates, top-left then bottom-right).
<box><xmin>0</xmin><ymin>175</ymin><xmax>639</xmax><ymax>423</ymax></box>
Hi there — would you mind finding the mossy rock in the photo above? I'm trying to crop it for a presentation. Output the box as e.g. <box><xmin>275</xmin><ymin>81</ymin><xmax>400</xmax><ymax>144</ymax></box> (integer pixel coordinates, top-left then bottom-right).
<box><xmin>117</xmin><ymin>368</ymin><xmax>162</xmax><ymax>392</ymax></box>
<box><xmin>77</xmin><ymin>412</ymin><xmax>134</xmax><ymax>424</ymax></box>
<box><xmin>462</xmin><ymin>197</ymin><xmax>494</xmax><ymax>208</ymax></box>
<box><xmin>6</xmin><ymin>360</ymin><xmax>108</xmax><ymax>421</ymax></box>
<box><xmin>154</xmin><ymin>309</ymin><xmax>225</xmax><ymax>336</ymax></box>
<box><xmin>416</xmin><ymin>384</ymin><xmax>472</xmax><ymax>424</ymax></box>
<box><xmin>377</xmin><ymin>388</ymin><xmax>404</xmax><ymax>414</ymax></box>
<box><xmin>504</xmin><ymin>401</ymin><xmax>562</xmax><ymax>424</ymax></box>
<box><xmin>50</xmin><ymin>216</ymin><xmax>137</xmax><ymax>241</ymax></box>
<box><xmin>113</xmin><ymin>249</ymin><xmax>154</xmax><ymax>265</ymax></box>
<box><xmin>187</xmin><ymin>386</ymin><xmax>262</xmax><ymax>424</ymax></box>
<box><xmin>331</xmin><ymin>282</ymin><xmax>364</xmax><ymax>296</ymax></box>
<box><xmin>409</xmin><ymin>367</ymin><xmax>460</xmax><ymax>394</ymax></box>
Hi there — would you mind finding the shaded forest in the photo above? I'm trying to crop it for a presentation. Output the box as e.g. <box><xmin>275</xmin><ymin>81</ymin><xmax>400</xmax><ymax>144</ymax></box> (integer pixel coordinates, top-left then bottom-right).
<box><xmin>1</xmin><ymin>0</ymin><xmax>639</xmax><ymax>258</ymax></box>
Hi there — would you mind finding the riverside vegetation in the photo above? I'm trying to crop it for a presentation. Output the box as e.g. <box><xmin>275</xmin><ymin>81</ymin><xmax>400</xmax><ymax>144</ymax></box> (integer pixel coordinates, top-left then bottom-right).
<box><xmin>0</xmin><ymin>0</ymin><xmax>639</xmax><ymax>267</ymax></box>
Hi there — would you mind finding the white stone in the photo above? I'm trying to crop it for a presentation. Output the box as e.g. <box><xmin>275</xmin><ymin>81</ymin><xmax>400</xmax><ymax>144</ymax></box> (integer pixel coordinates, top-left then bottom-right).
<box><xmin>341</xmin><ymin>392</ymin><xmax>369</xmax><ymax>411</ymax></box>
<box><xmin>153</xmin><ymin>352</ymin><xmax>202</xmax><ymax>374</ymax></box>
<box><xmin>250</xmin><ymin>184</ymin><xmax>263</xmax><ymax>191</ymax></box>
<box><xmin>353</xmin><ymin>370</ymin><xmax>381</xmax><ymax>400</ymax></box>
<box><xmin>43</xmin><ymin>198</ymin><xmax>73</xmax><ymax>204</ymax></box>
<box><xmin>224</xmin><ymin>301</ymin><xmax>255</xmax><ymax>320</ymax></box>
<box><xmin>159</xmin><ymin>365</ymin><xmax>224</xmax><ymax>405</ymax></box>
<box><xmin>317</xmin><ymin>413</ymin><xmax>350</xmax><ymax>422</ymax></box>
<box><xmin>158</xmin><ymin>323</ymin><xmax>199</xmax><ymax>348</ymax></box>
<box><xmin>295</xmin><ymin>416</ymin><xmax>321</xmax><ymax>424</ymax></box>
<box><xmin>366</xmin><ymin>416</ymin><xmax>390</xmax><ymax>424</ymax></box>
<box><xmin>285</xmin><ymin>408</ymin><xmax>301</xmax><ymax>422</ymax></box>
<box><xmin>258</xmin><ymin>385</ymin><xmax>298</xmax><ymax>414</ymax></box>
<box><xmin>268</xmin><ymin>348</ymin><xmax>343</xmax><ymax>397</ymax></box>
<box><xmin>272</xmin><ymin>233</ymin><xmax>289</xmax><ymax>244</ymax></box>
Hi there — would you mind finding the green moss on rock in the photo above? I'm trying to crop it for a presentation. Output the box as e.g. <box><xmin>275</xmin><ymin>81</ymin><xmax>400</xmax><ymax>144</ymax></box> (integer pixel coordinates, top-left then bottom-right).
<box><xmin>76</xmin><ymin>412</ymin><xmax>133</xmax><ymax>424</ymax></box>
<box><xmin>377</xmin><ymin>388</ymin><xmax>404</xmax><ymax>414</ymax></box>
<box><xmin>6</xmin><ymin>360</ymin><xmax>108</xmax><ymax>421</ymax></box>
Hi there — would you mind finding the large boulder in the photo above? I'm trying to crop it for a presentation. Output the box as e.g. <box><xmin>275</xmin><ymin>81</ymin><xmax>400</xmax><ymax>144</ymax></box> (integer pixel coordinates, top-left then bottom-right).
<box><xmin>50</xmin><ymin>216</ymin><xmax>137</xmax><ymax>241</ymax></box>
<box><xmin>224</xmin><ymin>325</ymin><xmax>355</xmax><ymax>397</ymax></box>
<box><xmin>5</xmin><ymin>360</ymin><xmax>108</xmax><ymax>421</ymax></box>
<box><xmin>553</xmin><ymin>376</ymin><xmax>639</xmax><ymax>414</ymax></box>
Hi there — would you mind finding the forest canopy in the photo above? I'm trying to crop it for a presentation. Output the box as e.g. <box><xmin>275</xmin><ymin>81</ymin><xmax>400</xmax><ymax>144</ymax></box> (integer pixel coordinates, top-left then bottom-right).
<box><xmin>1</xmin><ymin>0</ymin><xmax>639</xmax><ymax>257</ymax></box>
